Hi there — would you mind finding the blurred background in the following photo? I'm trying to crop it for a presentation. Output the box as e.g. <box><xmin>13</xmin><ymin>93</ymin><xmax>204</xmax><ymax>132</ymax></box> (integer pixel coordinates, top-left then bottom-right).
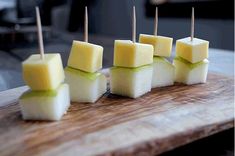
<box><xmin>0</xmin><ymin>1</ymin><xmax>234</xmax><ymax>156</ymax></box>
<box><xmin>0</xmin><ymin>0</ymin><xmax>233</xmax><ymax>90</ymax></box>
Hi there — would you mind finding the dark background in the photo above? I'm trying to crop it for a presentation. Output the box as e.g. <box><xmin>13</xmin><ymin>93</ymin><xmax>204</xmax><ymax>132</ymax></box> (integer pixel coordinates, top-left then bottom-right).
<box><xmin>0</xmin><ymin>0</ymin><xmax>234</xmax><ymax>50</ymax></box>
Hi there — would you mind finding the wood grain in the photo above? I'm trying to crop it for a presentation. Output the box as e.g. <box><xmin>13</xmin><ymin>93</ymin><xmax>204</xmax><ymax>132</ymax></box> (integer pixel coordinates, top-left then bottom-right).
<box><xmin>0</xmin><ymin>73</ymin><xmax>234</xmax><ymax>156</ymax></box>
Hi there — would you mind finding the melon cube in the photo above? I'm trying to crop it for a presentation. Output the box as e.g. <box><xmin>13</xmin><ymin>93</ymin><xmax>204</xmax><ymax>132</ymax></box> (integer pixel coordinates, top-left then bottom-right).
<box><xmin>176</xmin><ymin>37</ymin><xmax>209</xmax><ymax>63</ymax></box>
<box><xmin>113</xmin><ymin>40</ymin><xmax>153</xmax><ymax>68</ymax></box>
<box><xmin>110</xmin><ymin>65</ymin><xmax>153</xmax><ymax>98</ymax></box>
<box><xmin>173</xmin><ymin>57</ymin><xmax>209</xmax><ymax>85</ymax></box>
<box><xmin>139</xmin><ymin>34</ymin><xmax>173</xmax><ymax>57</ymax></box>
<box><xmin>64</xmin><ymin>67</ymin><xmax>107</xmax><ymax>103</ymax></box>
<box><xmin>22</xmin><ymin>53</ymin><xmax>64</xmax><ymax>91</ymax></box>
<box><xmin>152</xmin><ymin>57</ymin><xmax>175</xmax><ymax>88</ymax></box>
<box><xmin>67</xmin><ymin>40</ymin><xmax>103</xmax><ymax>73</ymax></box>
<box><xmin>19</xmin><ymin>83</ymin><xmax>70</xmax><ymax>121</ymax></box>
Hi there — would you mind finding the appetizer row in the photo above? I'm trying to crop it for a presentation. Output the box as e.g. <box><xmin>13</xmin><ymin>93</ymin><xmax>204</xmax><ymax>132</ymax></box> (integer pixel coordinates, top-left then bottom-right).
<box><xmin>19</xmin><ymin>6</ymin><xmax>209</xmax><ymax>121</ymax></box>
<box><xmin>111</xmin><ymin>7</ymin><xmax>208</xmax><ymax>98</ymax></box>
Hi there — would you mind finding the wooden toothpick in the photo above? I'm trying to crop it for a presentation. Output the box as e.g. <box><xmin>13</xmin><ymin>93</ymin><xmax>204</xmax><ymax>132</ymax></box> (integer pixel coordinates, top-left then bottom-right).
<box><xmin>35</xmin><ymin>6</ymin><xmax>44</xmax><ymax>60</ymax></box>
<box><xmin>132</xmin><ymin>6</ymin><xmax>136</xmax><ymax>43</ymax></box>
<box><xmin>154</xmin><ymin>7</ymin><xmax>158</xmax><ymax>36</ymax></box>
<box><xmin>84</xmin><ymin>6</ymin><xmax>88</xmax><ymax>42</ymax></box>
<box><xmin>191</xmin><ymin>7</ymin><xmax>194</xmax><ymax>41</ymax></box>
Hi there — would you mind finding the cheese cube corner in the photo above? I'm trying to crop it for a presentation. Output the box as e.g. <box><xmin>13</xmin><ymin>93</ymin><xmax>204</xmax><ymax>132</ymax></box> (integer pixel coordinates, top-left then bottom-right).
<box><xmin>139</xmin><ymin>34</ymin><xmax>173</xmax><ymax>57</ymax></box>
<box><xmin>176</xmin><ymin>37</ymin><xmax>209</xmax><ymax>63</ymax></box>
<box><xmin>65</xmin><ymin>67</ymin><xmax>107</xmax><ymax>103</ymax></box>
<box><xmin>19</xmin><ymin>83</ymin><xmax>70</xmax><ymax>121</ymax></box>
<box><xmin>22</xmin><ymin>53</ymin><xmax>65</xmax><ymax>90</ymax></box>
<box><xmin>113</xmin><ymin>40</ymin><xmax>153</xmax><ymax>68</ymax></box>
<box><xmin>173</xmin><ymin>57</ymin><xmax>209</xmax><ymax>85</ymax></box>
<box><xmin>68</xmin><ymin>40</ymin><xmax>103</xmax><ymax>73</ymax></box>
<box><xmin>110</xmin><ymin>65</ymin><xmax>153</xmax><ymax>98</ymax></box>
<box><xmin>152</xmin><ymin>57</ymin><xmax>175</xmax><ymax>88</ymax></box>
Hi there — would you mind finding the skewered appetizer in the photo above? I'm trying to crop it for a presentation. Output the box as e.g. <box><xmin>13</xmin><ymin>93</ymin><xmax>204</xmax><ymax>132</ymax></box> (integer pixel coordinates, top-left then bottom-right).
<box><xmin>110</xmin><ymin>6</ymin><xmax>154</xmax><ymax>98</ymax></box>
<box><xmin>19</xmin><ymin>7</ymin><xmax>70</xmax><ymax>121</ymax></box>
<box><xmin>139</xmin><ymin>7</ymin><xmax>175</xmax><ymax>88</ymax></box>
<box><xmin>174</xmin><ymin>8</ymin><xmax>209</xmax><ymax>85</ymax></box>
<box><xmin>65</xmin><ymin>7</ymin><xmax>107</xmax><ymax>103</ymax></box>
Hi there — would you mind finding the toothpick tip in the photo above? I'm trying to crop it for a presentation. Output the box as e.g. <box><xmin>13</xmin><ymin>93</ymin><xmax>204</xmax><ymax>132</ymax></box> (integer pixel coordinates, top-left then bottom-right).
<box><xmin>133</xmin><ymin>6</ymin><xmax>136</xmax><ymax>13</ymax></box>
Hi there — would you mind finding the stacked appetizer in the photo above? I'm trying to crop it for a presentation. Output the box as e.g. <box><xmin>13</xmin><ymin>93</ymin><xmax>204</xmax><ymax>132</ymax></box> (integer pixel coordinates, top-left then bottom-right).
<box><xmin>65</xmin><ymin>7</ymin><xmax>107</xmax><ymax>103</ymax></box>
<box><xmin>139</xmin><ymin>7</ymin><xmax>175</xmax><ymax>88</ymax></box>
<box><xmin>110</xmin><ymin>7</ymin><xmax>154</xmax><ymax>98</ymax></box>
<box><xmin>19</xmin><ymin>7</ymin><xmax>70</xmax><ymax>121</ymax></box>
<box><xmin>174</xmin><ymin>8</ymin><xmax>209</xmax><ymax>84</ymax></box>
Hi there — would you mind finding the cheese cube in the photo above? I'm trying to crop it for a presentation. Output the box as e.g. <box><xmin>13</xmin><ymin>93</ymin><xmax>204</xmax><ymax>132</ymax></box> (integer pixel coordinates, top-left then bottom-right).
<box><xmin>152</xmin><ymin>57</ymin><xmax>175</xmax><ymax>88</ymax></box>
<box><xmin>176</xmin><ymin>37</ymin><xmax>209</xmax><ymax>63</ymax></box>
<box><xmin>139</xmin><ymin>34</ymin><xmax>173</xmax><ymax>57</ymax></box>
<box><xmin>67</xmin><ymin>40</ymin><xmax>103</xmax><ymax>73</ymax></box>
<box><xmin>110</xmin><ymin>65</ymin><xmax>153</xmax><ymax>98</ymax></box>
<box><xmin>19</xmin><ymin>83</ymin><xmax>70</xmax><ymax>121</ymax></box>
<box><xmin>113</xmin><ymin>40</ymin><xmax>153</xmax><ymax>68</ymax></box>
<box><xmin>173</xmin><ymin>57</ymin><xmax>209</xmax><ymax>85</ymax></box>
<box><xmin>23</xmin><ymin>53</ymin><xmax>64</xmax><ymax>91</ymax></box>
<box><xmin>65</xmin><ymin>67</ymin><xmax>107</xmax><ymax>103</ymax></box>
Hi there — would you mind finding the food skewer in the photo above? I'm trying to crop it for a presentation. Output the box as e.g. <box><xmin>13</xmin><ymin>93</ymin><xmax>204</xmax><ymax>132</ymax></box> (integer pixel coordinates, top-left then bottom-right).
<box><xmin>20</xmin><ymin>7</ymin><xmax>69</xmax><ymax>121</ymax></box>
<box><xmin>65</xmin><ymin>6</ymin><xmax>106</xmax><ymax>103</ymax></box>
<box><xmin>110</xmin><ymin>6</ymin><xmax>154</xmax><ymax>98</ymax></box>
<box><xmin>139</xmin><ymin>6</ymin><xmax>174</xmax><ymax>88</ymax></box>
<box><xmin>174</xmin><ymin>6</ymin><xmax>209</xmax><ymax>85</ymax></box>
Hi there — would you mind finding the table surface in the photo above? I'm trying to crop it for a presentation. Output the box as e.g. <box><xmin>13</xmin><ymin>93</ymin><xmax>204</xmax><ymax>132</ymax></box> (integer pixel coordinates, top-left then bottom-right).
<box><xmin>0</xmin><ymin>72</ymin><xmax>233</xmax><ymax>156</ymax></box>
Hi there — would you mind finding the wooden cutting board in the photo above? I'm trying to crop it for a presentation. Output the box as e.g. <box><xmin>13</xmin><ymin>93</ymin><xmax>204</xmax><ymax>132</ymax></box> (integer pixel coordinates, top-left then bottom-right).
<box><xmin>0</xmin><ymin>72</ymin><xmax>234</xmax><ymax>156</ymax></box>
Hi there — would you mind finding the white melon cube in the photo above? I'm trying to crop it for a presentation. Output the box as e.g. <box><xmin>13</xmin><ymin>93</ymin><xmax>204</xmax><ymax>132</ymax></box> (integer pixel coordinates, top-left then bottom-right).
<box><xmin>64</xmin><ymin>67</ymin><xmax>107</xmax><ymax>103</ymax></box>
<box><xmin>152</xmin><ymin>57</ymin><xmax>175</xmax><ymax>88</ymax></box>
<box><xmin>110</xmin><ymin>65</ymin><xmax>153</xmax><ymax>98</ymax></box>
<box><xmin>173</xmin><ymin>57</ymin><xmax>209</xmax><ymax>85</ymax></box>
<box><xmin>19</xmin><ymin>83</ymin><xmax>70</xmax><ymax>121</ymax></box>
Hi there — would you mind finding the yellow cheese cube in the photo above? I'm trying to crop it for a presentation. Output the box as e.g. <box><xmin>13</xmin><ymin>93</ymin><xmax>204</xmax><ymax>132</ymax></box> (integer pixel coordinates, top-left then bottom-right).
<box><xmin>113</xmin><ymin>40</ymin><xmax>153</xmax><ymax>68</ymax></box>
<box><xmin>67</xmin><ymin>40</ymin><xmax>103</xmax><ymax>73</ymax></box>
<box><xmin>23</xmin><ymin>53</ymin><xmax>64</xmax><ymax>90</ymax></box>
<box><xmin>176</xmin><ymin>37</ymin><xmax>209</xmax><ymax>63</ymax></box>
<box><xmin>139</xmin><ymin>34</ymin><xmax>173</xmax><ymax>57</ymax></box>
